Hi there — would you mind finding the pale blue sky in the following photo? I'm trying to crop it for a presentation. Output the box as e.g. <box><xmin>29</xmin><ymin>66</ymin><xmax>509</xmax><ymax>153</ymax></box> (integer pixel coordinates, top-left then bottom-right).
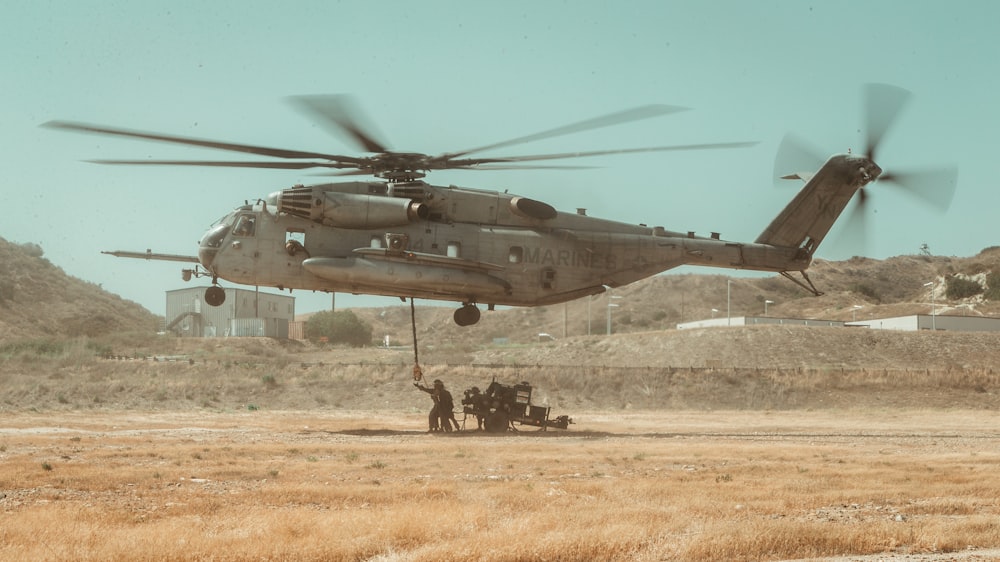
<box><xmin>3</xmin><ymin>1</ymin><xmax>997</xmax><ymax>315</ymax></box>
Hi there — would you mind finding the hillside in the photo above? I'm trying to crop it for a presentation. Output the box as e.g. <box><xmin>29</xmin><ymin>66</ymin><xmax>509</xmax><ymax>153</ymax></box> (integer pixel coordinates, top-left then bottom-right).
<box><xmin>4</xmin><ymin>234</ymin><xmax>1000</xmax><ymax>413</ymax></box>
<box><xmin>0</xmin><ymin>237</ymin><xmax>159</xmax><ymax>340</ymax></box>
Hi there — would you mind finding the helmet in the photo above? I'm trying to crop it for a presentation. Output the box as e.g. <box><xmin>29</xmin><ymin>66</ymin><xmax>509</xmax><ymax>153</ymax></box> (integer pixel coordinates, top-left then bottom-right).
<box><xmin>433</xmin><ymin>379</ymin><xmax>443</xmax><ymax>387</ymax></box>
<box><xmin>470</xmin><ymin>386</ymin><xmax>480</xmax><ymax>394</ymax></box>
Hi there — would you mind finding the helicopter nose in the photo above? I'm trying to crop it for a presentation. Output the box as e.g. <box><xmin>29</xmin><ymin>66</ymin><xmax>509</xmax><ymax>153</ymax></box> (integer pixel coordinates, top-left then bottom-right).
<box><xmin>198</xmin><ymin>223</ymin><xmax>229</xmax><ymax>268</ymax></box>
<box><xmin>198</xmin><ymin>246</ymin><xmax>217</xmax><ymax>268</ymax></box>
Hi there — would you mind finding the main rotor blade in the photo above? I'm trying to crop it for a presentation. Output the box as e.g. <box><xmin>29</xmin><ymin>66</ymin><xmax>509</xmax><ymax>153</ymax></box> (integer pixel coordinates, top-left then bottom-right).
<box><xmin>43</xmin><ymin>120</ymin><xmax>366</xmax><ymax>163</ymax></box>
<box><xmin>864</xmin><ymin>83</ymin><xmax>911</xmax><ymax>161</ymax></box>
<box><xmin>449</xmin><ymin>141</ymin><xmax>757</xmax><ymax>166</ymax></box>
<box><xmin>442</xmin><ymin>104</ymin><xmax>688</xmax><ymax>159</ymax></box>
<box><xmin>450</xmin><ymin>164</ymin><xmax>598</xmax><ymax>171</ymax></box>
<box><xmin>880</xmin><ymin>165</ymin><xmax>959</xmax><ymax>211</ymax></box>
<box><xmin>86</xmin><ymin>159</ymin><xmax>359</xmax><ymax>170</ymax></box>
<box><xmin>313</xmin><ymin>169</ymin><xmax>384</xmax><ymax>177</ymax></box>
<box><xmin>289</xmin><ymin>94</ymin><xmax>390</xmax><ymax>153</ymax></box>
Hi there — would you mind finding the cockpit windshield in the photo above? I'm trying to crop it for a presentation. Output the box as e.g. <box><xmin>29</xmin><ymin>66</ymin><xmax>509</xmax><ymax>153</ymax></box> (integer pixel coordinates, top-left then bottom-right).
<box><xmin>232</xmin><ymin>214</ymin><xmax>256</xmax><ymax>237</ymax></box>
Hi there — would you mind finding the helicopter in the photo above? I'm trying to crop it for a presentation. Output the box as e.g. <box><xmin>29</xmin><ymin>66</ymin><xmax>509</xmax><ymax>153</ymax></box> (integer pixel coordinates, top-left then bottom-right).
<box><xmin>45</xmin><ymin>84</ymin><xmax>956</xmax><ymax>327</ymax></box>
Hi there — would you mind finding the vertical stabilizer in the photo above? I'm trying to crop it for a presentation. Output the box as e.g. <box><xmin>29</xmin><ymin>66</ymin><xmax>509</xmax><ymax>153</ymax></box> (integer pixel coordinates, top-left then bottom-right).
<box><xmin>755</xmin><ymin>154</ymin><xmax>880</xmax><ymax>256</ymax></box>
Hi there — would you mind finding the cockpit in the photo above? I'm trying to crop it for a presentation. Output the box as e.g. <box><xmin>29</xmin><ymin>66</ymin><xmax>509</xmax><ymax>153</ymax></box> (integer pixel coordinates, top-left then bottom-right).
<box><xmin>198</xmin><ymin>201</ymin><xmax>271</xmax><ymax>269</ymax></box>
<box><xmin>232</xmin><ymin>214</ymin><xmax>256</xmax><ymax>237</ymax></box>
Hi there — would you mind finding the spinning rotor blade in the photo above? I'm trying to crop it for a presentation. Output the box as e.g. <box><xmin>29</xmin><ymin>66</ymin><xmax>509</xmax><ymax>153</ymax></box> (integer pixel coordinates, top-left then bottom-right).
<box><xmin>832</xmin><ymin>187</ymin><xmax>870</xmax><ymax>255</ymax></box>
<box><xmin>463</xmin><ymin>141</ymin><xmax>759</xmax><ymax>165</ymax></box>
<box><xmin>46</xmin><ymin>99</ymin><xmax>757</xmax><ymax>179</ymax></box>
<box><xmin>289</xmin><ymin>94</ymin><xmax>390</xmax><ymax>153</ymax></box>
<box><xmin>43</xmin><ymin>120</ymin><xmax>365</xmax><ymax>164</ymax></box>
<box><xmin>442</xmin><ymin>104</ymin><xmax>689</xmax><ymax>159</ymax></box>
<box><xmin>879</xmin><ymin>166</ymin><xmax>958</xmax><ymax>211</ymax></box>
<box><xmin>448</xmin><ymin>164</ymin><xmax>598</xmax><ymax>171</ymax></box>
<box><xmin>773</xmin><ymin>133</ymin><xmax>825</xmax><ymax>185</ymax></box>
<box><xmin>864</xmin><ymin>83</ymin><xmax>911</xmax><ymax>161</ymax></box>
<box><xmin>774</xmin><ymin>83</ymin><xmax>958</xmax><ymax>260</ymax></box>
<box><xmin>86</xmin><ymin>159</ymin><xmax>358</xmax><ymax>170</ymax></box>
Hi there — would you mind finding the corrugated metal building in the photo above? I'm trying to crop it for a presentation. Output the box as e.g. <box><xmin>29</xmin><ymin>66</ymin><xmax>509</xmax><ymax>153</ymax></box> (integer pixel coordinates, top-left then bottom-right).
<box><xmin>847</xmin><ymin>314</ymin><xmax>1000</xmax><ymax>332</ymax></box>
<box><xmin>677</xmin><ymin>316</ymin><xmax>845</xmax><ymax>329</ymax></box>
<box><xmin>165</xmin><ymin>287</ymin><xmax>295</xmax><ymax>338</ymax></box>
<box><xmin>678</xmin><ymin>314</ymin><xmax>1000</xmax><ymax>333</ymax></box>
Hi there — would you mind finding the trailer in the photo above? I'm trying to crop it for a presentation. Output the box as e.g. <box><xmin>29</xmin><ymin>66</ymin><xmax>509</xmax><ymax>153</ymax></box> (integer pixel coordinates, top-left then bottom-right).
<box><xmin>461</xmin><ymin>378</ymin><xmax>572</xmax><ymax>433</ymax></box>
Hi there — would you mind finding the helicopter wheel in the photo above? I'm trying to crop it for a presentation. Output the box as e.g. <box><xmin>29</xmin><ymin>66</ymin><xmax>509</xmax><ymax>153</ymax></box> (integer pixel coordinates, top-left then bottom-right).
<box><xmin>453</xmin><ymin>303</ymin><xmax>481</xmax><ymax>326</ymax></box>
<box><xmin>205</xmin><ymin>285</ymin><xmax>226</xmax><ymax>307</ymax></box>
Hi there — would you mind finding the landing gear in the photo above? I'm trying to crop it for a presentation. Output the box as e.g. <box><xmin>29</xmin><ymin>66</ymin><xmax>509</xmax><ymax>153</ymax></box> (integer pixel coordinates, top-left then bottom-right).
<box><xmin>453</xmin><ymin>303</ymin><xmax>481</xmax><ymax>326</ymax></box>
<box><xmin>205</xmin><ymin>283</ymin><xmax>226</xmax><ymax>307</ymax></box>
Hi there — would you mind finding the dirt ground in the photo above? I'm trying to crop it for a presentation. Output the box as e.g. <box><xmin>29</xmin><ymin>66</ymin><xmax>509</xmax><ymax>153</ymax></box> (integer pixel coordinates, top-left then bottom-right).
<box><xmin>2</xmin><ymin>409</ymin><xmax>999</xmax><ymax>561</ymax></box>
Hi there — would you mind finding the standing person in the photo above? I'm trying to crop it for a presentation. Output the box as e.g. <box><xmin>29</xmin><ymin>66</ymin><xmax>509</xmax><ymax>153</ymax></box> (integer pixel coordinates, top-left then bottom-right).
<box><xmin>414</xmin><ymin>378</ymin><xmax>443</xmax><ymax>432</ymax></box>
<box><xmin>414</xmin><ymin>379</ymin><xmax>457</xmax><ymax>432</ymax></box>
<box><xmin>437</xmin><ymin>380</ymin><xmax>458</xmax><ymax>432</ymax></box>
<box><xmin>463</xmin><ymin>386</ymin><xmax>486</xmax><ymax>430</ymax></box>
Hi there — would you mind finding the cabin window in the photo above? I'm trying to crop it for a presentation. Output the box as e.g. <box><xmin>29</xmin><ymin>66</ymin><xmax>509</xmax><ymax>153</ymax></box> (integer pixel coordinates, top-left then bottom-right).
<box><xmin>447</xmin><ymin>242</ymin><xmax>461</xmax><ymax>258</ymax></box>
<box><xmin>284</xmin><ymin>229</ymin><xmax>308</xmax><ymax>257</ymax></box>
<box><xmin>232</xmin><ymin>215</ymin><xmax>256</xmax><ymax>237</ymax></box>
<box><xmin>541</xmin><ymin>268</ymin><xmax>556</xmax><ymax>290</ymax></box>
<box><xmin>508</xmin><ymin>246</ymin><xmax>524</xmax><ymax>264</ymax></box>
<box><xmin>370</xmin><ymin>235</ymin><xmax>383</xmax><ymax>248</ymax></box>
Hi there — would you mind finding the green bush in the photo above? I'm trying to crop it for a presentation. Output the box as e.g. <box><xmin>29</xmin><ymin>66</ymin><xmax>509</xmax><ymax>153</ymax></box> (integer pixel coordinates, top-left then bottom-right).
<box><xmin>850</xmin><ymin>283</ymin><xmax>880</xmax><ymax>302</ymax></box>
<box><xmin>305</xmin><ymin>310</ymin><xmax>373</xmax><ymax>347</ymax></box>
<box><xmin>946</xmin><ymin>276</ymin><xmax>983</xmax><ymax>300</ymax></box>
<box><xmin>985</xmin><ymin>272</ymin><xmax>1000</xmax><ymax>301</ymax></box>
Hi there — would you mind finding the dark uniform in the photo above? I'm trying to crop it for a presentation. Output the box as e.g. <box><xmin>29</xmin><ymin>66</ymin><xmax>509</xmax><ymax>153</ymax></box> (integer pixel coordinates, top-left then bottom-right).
<box><xmin>438</xmin><ymin>385</ymin><xmax>458</xmax><ymax>432</ymax></box>
<box><xmin>464</xmin><ymin>386</ymin><xmax>486</xmax><ymax>430</ymax></box>
<box><xmin>415</xmin><ymin>379</ymin><xmax>456</xmax><ymax>432</ymax></box>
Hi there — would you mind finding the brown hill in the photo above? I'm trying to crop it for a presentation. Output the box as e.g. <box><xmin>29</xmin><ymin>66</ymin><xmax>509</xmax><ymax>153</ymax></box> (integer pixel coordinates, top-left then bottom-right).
<box><xmin>0</xmin><ymin>237</ymin><xmax>159</xmax><ymax>340</ymax></box>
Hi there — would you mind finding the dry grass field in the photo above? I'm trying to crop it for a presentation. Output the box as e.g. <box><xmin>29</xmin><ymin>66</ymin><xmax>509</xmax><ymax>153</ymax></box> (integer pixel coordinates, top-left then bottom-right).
<box><xmin>2</xmin><ymin>409</ymin><xmax>999</xmax><ymax>561</ymax></box>
<box><xmin>2</xmin><ymin>327</ymin><xmax>1000</xmax><ymax>560</ymax></box>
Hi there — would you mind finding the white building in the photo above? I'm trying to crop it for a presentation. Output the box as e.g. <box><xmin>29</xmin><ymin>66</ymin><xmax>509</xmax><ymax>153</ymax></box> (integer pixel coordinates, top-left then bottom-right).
<box><xmin>677</xmin><ymin>316</ymin><xmax>845</xmax><ymax>330</ymax></box>
<box><xmin>165</xmin><ymin>287</ymin><xmax>295</xmax><ymax>338</ymax></box>
<box><xmin>846</xmin><ymin>314</ymin><xmax>1000</xmax><ymax>332</ymax></box>
<box><xmin>678</xmin><ymin>314</ymin><xmax>1000</xmax><ymax>332</ymax></box>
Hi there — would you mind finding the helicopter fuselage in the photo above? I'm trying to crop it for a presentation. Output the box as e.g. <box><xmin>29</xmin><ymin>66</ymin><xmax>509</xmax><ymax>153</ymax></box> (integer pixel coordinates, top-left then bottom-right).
<box><xmin>195</xmin><ymin>178</ymin><xmax>814</xmax><ymax>312</ymax></box>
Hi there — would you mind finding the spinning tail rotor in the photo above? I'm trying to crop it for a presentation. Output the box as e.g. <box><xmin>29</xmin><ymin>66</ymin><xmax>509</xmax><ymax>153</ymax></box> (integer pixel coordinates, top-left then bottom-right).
<box><xmin>775</xmin><ymin>83</ymin><xmax>958</xmax><ymax>253</ymax></box>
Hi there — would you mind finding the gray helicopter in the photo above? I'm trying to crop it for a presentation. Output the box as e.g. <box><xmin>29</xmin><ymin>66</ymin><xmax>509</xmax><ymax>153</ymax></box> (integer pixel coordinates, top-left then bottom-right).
<box><xmin>46</xmin><ymin>84</ymin><xmax>955</xmax><ymax>326</ymax></box>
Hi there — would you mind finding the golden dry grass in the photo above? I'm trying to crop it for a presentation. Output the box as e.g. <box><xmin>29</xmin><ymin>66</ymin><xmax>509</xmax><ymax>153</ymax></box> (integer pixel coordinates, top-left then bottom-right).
<box><xmin>2</xmin><ymin>410</ymin><xmax>999</xmax><ymax>561</ymax></box>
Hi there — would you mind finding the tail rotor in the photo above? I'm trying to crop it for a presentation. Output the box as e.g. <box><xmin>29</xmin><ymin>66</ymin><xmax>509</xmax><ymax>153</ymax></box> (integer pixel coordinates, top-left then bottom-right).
<box><xmin>775</xmin><ymin>83</ymin><xmax>958</xmax><ymax>254</ymax></box>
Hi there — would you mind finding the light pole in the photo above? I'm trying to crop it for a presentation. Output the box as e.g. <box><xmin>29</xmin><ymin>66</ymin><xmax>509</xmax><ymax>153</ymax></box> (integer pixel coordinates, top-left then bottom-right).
<box><xmin>606</xmin><ymin>293</ymin><xmax>622</xmax><ymax>335</ymax></box>
<box><xmin>852</xmin><ymin>305</ymin><xmax>863</xmax><ymax>322</ymax></box>
<box><xmin>924</xmin><ymin>281</ymin><xmax>936</xmax><ymax>330</ymax></box>
<box><xmin>727</xmin><ymin>279</ymin><xmax>732</xmax><ymax>326</ymax></box>
<box><xmin>764</xmin><ymin>299</ymin><xmax>774</xmax><ymax>316</ymax></box>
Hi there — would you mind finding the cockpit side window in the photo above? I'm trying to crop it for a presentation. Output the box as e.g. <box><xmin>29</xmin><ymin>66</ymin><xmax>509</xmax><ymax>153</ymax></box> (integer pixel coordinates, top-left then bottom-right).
<box><xmin>232</xmin><ymin>215</ymin><xmax>256</xmax><ymax>237</ymax></box>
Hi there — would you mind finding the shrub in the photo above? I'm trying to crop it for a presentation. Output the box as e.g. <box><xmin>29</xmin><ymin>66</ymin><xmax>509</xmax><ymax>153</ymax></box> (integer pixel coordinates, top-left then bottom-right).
<box><xmin>850</xmin><ymin>283</ymin><xmax>880</xmax><ymax>302</ymax></box>
<box><xmin>985</xmin><ymin>272</ymin><xmax>1000</xmax><ymax>301</ymax></box>
<box><xmin>946</xmin><ymin>276</ymin><xmax>983</xmax><ymax>300</ymax></box>
<box><xmin>305</xmin><ymin>310</ymin><xmax>373</xmax><ymax>347</ymax></box>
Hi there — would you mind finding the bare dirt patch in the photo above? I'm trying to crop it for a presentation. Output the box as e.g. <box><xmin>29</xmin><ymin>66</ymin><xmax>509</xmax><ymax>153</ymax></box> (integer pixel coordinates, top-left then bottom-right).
<box><xmin>2</xmin><ymin>409</ymin><xmax>999</xmax><ymax>561</ymax></box>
